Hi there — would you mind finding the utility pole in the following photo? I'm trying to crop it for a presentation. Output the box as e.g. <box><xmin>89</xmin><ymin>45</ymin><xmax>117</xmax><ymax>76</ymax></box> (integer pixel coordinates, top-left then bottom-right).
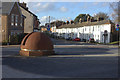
<box><xmin>48</xmin><ymin>16</ymin><xmax>51</xmax><ymax>32</ymax></box>
<box><xmin>49</xmin><ymin>16</ymin><xmax>50</xmax><ymax>24</ymax></box>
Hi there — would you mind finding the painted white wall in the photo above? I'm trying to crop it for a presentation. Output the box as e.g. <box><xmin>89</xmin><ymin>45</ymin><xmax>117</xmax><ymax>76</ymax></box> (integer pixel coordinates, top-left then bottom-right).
<box><xmin>54</xmin><ymin>24</ymin><xmax>111</xmax><ymax>43</ymax></box>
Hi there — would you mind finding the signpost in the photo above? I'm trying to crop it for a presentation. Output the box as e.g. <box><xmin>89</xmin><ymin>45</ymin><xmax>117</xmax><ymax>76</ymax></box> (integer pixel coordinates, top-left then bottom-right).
<box><xmin>116</xmin><ymin>24</ymin><xmax>119</xmax><ymax>42</ymax></box>
<box><xmin>116</xmin><ymin>28</ymin><xmax>119</xmax><ymax>31</ymax></box>
<box><xmin>116</xmin><ymin>24</ymin><xmax>119</xmax><ymax>31</ymax></box>
<box><xmin>47</xmin><ymin>25</ymin><xmax>50</xmax><ymax>31</ymax></box>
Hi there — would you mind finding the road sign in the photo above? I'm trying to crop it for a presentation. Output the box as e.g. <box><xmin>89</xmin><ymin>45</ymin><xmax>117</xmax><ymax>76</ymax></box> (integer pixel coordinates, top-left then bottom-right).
<box><xmin>47</xmin><ymin>27</ymin><xmax>50</xmax><ymax>31</ymax></box>
<box><xmin>116</xmin><ymin>28</ymin><xmax>119</xmax><ymax>31</ymax></box>
<box><xmin>48</xmin><ymin>25</ymin><xmax>50</xmax><ymax>28</ymax></box>
<box><xmin>116</xmin><ymin>24</ymin><xmax>119</xmax><ymax>27</ymax></box>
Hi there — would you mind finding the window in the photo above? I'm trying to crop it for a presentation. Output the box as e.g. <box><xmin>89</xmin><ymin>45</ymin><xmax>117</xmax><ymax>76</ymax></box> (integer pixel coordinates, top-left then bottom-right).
<box><xmin>93</xmin><ymin>27</ymin><xmax>94</xmax><ymax>31</ymax></box>
<box><xmin>15</xmin><ymin>23</ymin><xmax>17</xmax><ymax>26</ymax></box>
<box><xmin>20</xmin><ymin>16</ymin><xmax>23</xmax><ymax>27</ymax></box>
<box><xmin>86</xmin><ymin>34</ymin><xmax>88</xmax><ymax>39</ymax></box>
<box><xmin>11</xmin><ymin>32</ymin><xmax>13</xmax><ymax>35</ymax></box>
<box><xmin>89</xmin><ymin>28</ymin><xmax>91</xmax><ymax>32</ymax></box>
<box><xmin>15</xmin><ymin>15</ymin><xmax>18</xmax><ymax>22</ymax></box>
<box><xmin>17</xmin><ymin>32</ymin><xmax>20</xmax><ymax>35</ymax></box>
<box><xmin>15</xmin><ymin>15</ymin><xmax>18</xmax><ymax>26</ymax></box>
<box><xmin>14</xmin><ymin>32</ymin><xmax>15</xmax><ymax>35</ymax></box>
<box><xmin>98</xmin><ymin>26</ymin><xmax>100</xmax><ymax>31</ymax></box>
<box><xmin>11</xmin><ymin>14</ymin><xmax>14</xmax><ymax>22</ymax></box>
<box><xmin>11</xmin><ymin>14</ymin><xmax>14</xmax><ymax>26</ymax></box>
<box><xmin>11</xmin><ymin>23</ymin><xmax>14</xmax><ymax>26</ymax></box>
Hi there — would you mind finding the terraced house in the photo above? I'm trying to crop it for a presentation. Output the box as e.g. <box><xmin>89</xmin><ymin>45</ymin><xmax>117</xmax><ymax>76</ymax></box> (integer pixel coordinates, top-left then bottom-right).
<box><xmin>0</xmin><ymin>2</ymin><xmax>25</xmax><ymax>42</ymax></box>
<box><xmin>51</xmin><ymin>18</ymin><xmax>117</xmax><ymax>43</ymax></box>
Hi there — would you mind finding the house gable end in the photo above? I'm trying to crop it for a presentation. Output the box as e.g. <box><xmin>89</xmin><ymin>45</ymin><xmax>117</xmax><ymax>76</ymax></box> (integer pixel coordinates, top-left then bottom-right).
<box><xmin>9</xmin><ymin>2</ymin><xmax>22</xmax><ymax>16</ymax></box>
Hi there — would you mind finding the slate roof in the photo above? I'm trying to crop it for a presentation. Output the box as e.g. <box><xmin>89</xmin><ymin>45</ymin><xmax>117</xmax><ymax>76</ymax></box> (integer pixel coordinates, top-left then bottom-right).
<box><xmin>58</xmin><ymin>20</ymin><xmax>112</xmax><ymax>29</ymax></box>
<box><xmin>19</xmin><ymin>4</ymin><xmax>37</xmax><ymax>17</ymax></box>
<box><xmin>1</xmin><ymin>2</ymin><xmax>15</xmax><ymax>15</ymax></box>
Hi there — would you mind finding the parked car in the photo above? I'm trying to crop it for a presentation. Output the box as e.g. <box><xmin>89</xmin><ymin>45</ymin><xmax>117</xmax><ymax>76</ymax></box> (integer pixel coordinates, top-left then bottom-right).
<box><xmin>73</xmin><ymin>38</ymin><xmax>81</xmax><ymax>41</ymax></box>
<box><xmin>66</xmin><ymin>37</ymin><xmax>73</xmax><ymax>40</ymax></box>
<box><xmin>82</xmin><ymin>39</ymin><xmax>86</xmax><ymax>42</ymax></box>
<box><xmin>89</xmin><ymin>38</ymin><xmax>95</xmax><ymax>43</ymax></box>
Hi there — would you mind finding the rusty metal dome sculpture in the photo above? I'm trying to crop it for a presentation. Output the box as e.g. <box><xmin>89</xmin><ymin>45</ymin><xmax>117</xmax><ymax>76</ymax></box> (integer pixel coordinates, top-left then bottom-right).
<box><xmin>19</xmin><ymin>32</ymin><xmax>54</xmax><ymax>56</ymax></box>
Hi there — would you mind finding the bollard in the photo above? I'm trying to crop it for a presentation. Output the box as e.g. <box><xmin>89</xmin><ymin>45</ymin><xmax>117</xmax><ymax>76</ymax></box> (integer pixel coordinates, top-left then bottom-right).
<box><xmin>19</xmin><ymin>32</ymin><xmax>54</xmax><ymax>56</ymax></box>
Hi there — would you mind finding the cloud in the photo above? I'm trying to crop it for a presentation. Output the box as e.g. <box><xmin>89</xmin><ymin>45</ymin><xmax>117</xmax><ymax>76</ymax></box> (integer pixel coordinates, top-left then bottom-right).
<box><xmin>40</xmin><ymin>16</ymin><xmax>56</xmax><ymax>25</ymax></box>
<box><xmin>35</xmin><ymin>3</ymin><xmax>56</xmax><ymax>12</ymax></box>
<box><xmin>40</xmin><ymin>16</ymin><xmax>72</xmax><ymax>25</ymax></box>
<box><xmin>59</xmin><ymin>17</ymin><xmax>72</xmax><ymax>21</ymax></box>
<box><xmin>20</xmin><ymin>0</ymin><xmax>117</xmax><ymax>2</ymax></box>
<box><xmin>59</xmin><ymin>6</ymin><xmax>68</xmax><ymax>12</ymax></box>
<box><xmin>28</xmin><ymin>2</ymin><xmax>69</xmax><ymax>13</ymax></box>
<box><xmin>92</xmin><ymin>13</ymin><xmax>97</xmax><ymax>17</ymax></box>
<box><xmin>35</xmin><ymin>3</ymin><xmax>41</xmax><ymax>7</ymax></box>
<box><xmin>40</xmin><ymin>16</ymin><xmax>49</xmax><ymax>25</ymax></box>
<box><xmin>27</xmin><ymin>2</ymin><xmax>56</xmax><ymax>13</ymax></box>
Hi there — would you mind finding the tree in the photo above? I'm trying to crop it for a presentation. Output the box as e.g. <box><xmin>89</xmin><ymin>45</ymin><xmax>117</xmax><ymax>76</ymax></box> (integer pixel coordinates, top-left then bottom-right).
<box><xmin>110</xmin><ymin>2</ymin><xmax>120</xmax><ymax>23</ymax></box>
<box><xmin>93</xmin><ymin>12</ymin><xmax>109</xmax><ymax>20</ymax></box>
<box><xmin>110</xmin><ymin>2</ymin><xmax>120</xmax><ymax>42</ymax></box>
<box><xmin>74</xmin><ymin>14</ymin><xmax>91</xmax><ymax>24</ymax></box>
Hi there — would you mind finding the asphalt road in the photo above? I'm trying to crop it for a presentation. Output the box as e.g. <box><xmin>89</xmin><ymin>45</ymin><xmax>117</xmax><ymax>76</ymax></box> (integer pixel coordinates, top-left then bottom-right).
<box><xmin>1</xmin><ymin>38</ymin><xmax>119</xmax><ymax>78</ymax></box>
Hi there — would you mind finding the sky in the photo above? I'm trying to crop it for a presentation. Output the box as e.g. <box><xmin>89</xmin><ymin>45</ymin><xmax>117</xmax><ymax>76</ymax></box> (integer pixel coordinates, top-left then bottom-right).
<box><xmin>19</xmin><ymin>0</ymin><xmax>117</xmax><ymax>25</ymax></box>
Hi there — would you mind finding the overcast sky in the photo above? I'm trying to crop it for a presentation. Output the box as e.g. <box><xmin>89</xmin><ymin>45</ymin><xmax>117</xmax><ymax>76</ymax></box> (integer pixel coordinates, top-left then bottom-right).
<box><xmin>19</xmin><ymin>0</ymin><xmax>117</xmax><ymax>25</ymax></box>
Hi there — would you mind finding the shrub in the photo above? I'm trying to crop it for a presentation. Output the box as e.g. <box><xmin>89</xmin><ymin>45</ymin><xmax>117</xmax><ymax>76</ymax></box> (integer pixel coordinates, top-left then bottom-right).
<box><xmin>10</xmin><ymin>33</ymin><xmax>27</xmax><ymax>45</ymax></box>
<box><xmin>2</xmin><ymin>40</ymin><xmax>8</xmax><ymax>45</ymax></box>
<box><xmin>10</xmin><ymin>34</ymin><xmax>19</xmax><ymax>45</ymax></box>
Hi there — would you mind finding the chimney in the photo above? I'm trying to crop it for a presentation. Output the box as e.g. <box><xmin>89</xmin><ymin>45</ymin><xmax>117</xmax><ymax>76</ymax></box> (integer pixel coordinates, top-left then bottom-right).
<box><xmin>79</xmin><ymin>18</ymin><xmax>82</xmax><ymax>23</ymax></box>
<box><xmin>21</xmin><ymin>2</ymin><xmax>26</xmax><ymax>8</ymax></box>
<box><xmin>20</xmin><ymin>2</ymin><xmax>28</xmax><ymax>10</ymax></box>
<box><xmin>62</xmin><ymin>22</ymin><xmax>66</xmax><ymax>25</ymax></box>
<box><xmin>99</xmin><ymin>17</ymin><xmax>104</xmax><ymax>21</ymax></box>
<box><xmin>87</xmin><ymin>16</ymin><xmax>90</xmax><ymax>22</ymax></box>
<box><xmin>90</xmin><ymin>17</ymin><xmax>93</xmax><ymax>22</ymax></box>
<box><xmin>97</xmin><ymin>17</ymin><xmax>100</xmax><ymax>22</ymax></box>
<box><xmin>66</xmin><ymin>21</ymin><xmax>69</xmax><ymax>25</ymax></box>
<box><xmin>70</xmin><ymin>20</ymin><xmax>74</xmax><ymax>24</ymax></box>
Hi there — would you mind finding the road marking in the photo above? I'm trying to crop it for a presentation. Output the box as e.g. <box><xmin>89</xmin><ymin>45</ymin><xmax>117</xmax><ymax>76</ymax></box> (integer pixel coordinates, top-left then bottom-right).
<box><xmin>48</xmin><ymin>54</ymin><xmax>118</xmax><ymax>58</ymax></box>
<box><xmin>0</xmin><ymin>53</ymin><xmax>120</xmax><ymax>58</ymax></box>
<box><xmin>54</xmin><ymin>45</ymin><xmax>118</xmax><ymax>48</ymax></box>
<box><xmin>0</xmin><ymin>45</ymin><xmax>118</xmax><ymax>48</ymax></box>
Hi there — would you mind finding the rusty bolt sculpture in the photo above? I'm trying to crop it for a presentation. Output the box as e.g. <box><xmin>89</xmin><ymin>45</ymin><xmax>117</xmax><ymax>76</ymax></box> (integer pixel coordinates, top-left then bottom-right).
<box><xmin>19</xmin><ymin>32</ymin><xmax>54</xmax><ymax>56</ymax></box>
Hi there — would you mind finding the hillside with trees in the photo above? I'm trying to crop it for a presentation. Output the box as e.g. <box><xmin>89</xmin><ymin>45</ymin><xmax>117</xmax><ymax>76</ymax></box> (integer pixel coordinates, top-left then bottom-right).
<box><xmin>74</xmin><ymin>12</ymin><xmax>109</xmax><ymax>24</ymax></box>
<box><xmin>74</xmin><ymin>14</ymin><xmax>91</xmax><ymax>24</ymax></box>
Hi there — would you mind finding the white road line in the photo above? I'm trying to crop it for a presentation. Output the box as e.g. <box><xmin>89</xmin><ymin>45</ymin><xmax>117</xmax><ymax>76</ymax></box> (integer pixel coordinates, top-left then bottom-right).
<box><xmin>1</xmin><ymin>53</ymin><xmax>118</xmax><ymax>58</ymax></box>
<box><xmin>48</xmin><ymin>54</ymin><xmax>118</xmax><ymax>58</ymax></box>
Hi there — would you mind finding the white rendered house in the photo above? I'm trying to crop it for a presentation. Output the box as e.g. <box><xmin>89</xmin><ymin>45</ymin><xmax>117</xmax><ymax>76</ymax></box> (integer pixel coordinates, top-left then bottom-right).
<box><xmin>51</xmin><ymin>20</ymin><xmax>117</xmax><ymax>43</ymax></box>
